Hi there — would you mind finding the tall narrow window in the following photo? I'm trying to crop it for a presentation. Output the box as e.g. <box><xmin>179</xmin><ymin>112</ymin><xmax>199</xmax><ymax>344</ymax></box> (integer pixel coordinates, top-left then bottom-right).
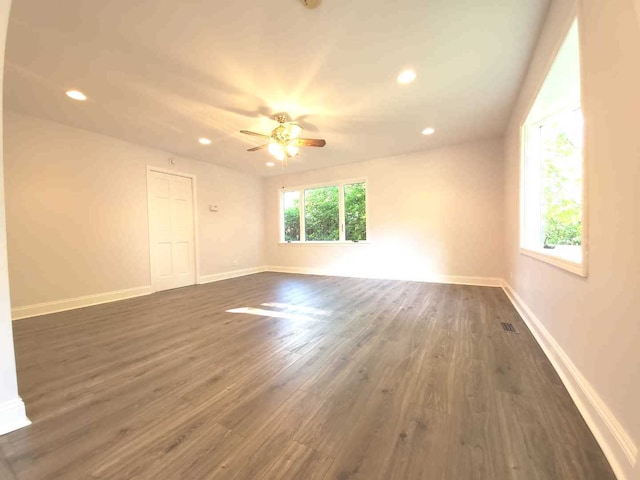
<box><xmin>283</xmin><ymin>191</ymin><xmax>301</xmax><ymax>242</ymax></box>
<box><xmin>344</xmin><ymin>182</ymin><xmax>367</xmax><ymax>241</ymax></box>
<box><xmin>521</xmin><ymin>20</ymin><xmax>586</xmax><ymax>276</ymax></box>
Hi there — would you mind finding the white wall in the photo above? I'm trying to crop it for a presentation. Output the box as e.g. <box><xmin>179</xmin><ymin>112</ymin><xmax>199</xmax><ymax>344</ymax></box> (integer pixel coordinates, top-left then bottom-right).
<box><xmin>264</xmin><ymin>138</ymin><xmax>505</xmax><ymax>284</ymax></box>
<box><xmin>504</xmin><ymin>0</ymin><xmax>640</xmax><ymax>478</ymax></box>
<box><xmin>0</xmin><ymin>0</ymin><xmax>30</xmax><ymax>436</ymax></box>
<box><xmin>4</xmin><ymin>111</ymin><xmax>264</xmax><ymax>312</ymax></box>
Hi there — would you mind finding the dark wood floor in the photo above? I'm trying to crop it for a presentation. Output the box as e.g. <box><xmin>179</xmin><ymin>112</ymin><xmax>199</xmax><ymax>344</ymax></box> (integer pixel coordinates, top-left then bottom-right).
<box><xmin>0</xmin><ymin>273</ymin><xmax>615</xmax><ymax>480</ymax></box>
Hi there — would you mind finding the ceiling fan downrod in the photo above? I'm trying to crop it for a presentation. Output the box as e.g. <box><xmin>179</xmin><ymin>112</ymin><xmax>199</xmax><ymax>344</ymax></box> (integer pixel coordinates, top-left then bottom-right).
<box><xmin>302</xmin><ymin>0</ymin><xmax>321</xmax><ymax>9</ymax></box>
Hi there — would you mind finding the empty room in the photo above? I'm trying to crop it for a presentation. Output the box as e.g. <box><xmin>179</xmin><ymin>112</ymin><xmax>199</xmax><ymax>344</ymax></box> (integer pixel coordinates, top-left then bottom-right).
<box><xmin>0</xmin><ymin>0</ymin><xmax>638</xmax><ymax>479</ymax></box>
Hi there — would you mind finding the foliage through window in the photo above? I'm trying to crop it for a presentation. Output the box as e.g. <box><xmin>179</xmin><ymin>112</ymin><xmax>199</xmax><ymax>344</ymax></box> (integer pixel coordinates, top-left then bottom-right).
<box><xmin>282</xmin><ymin>180</ymin><xmax>367</xmax><ymax>243</ymax></box>
<box><xmin>537</xmin><ymin>109</ymin><xmax>583</xmax><ymax>247</ymax></box>
<box><xmin>344</xmin><ymin>183</ymin><xmax>367</xmax><ymax>241</ymax></box>
<box><xmin>521</xmin><ymin>20</ymin><xmax>585</xmax><ymax>273</ymax></box>
<box><xmin>305</xmin><ymin>186</ymin><xmax>339</xmax><ymax>241</ymax></box>
<box><xmin>283</xmin><ymin>191</ymin><xmax>300</xmax><ymax>242</ymax></box>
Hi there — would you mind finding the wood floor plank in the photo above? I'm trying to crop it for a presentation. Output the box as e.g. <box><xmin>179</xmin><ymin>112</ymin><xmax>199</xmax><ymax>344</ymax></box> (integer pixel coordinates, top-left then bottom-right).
<box><xmin>320</xmin><ymin>363</ymin><xmax>416</xmax><ymax>480</ymax></box>
<box><xmin>255</xmin><ymin>441</ymin><xmax>333</xmax><ymax>480</ymax></box>
<box><xmin>377</xmin><ymin>402</ymin><xmax>455</xmax><ymax>480</ymax></box>
<box><xmin>211</xmin><ymin>390</ymin><xmax>328</xmax><ymax>479</ymax></box>
<box><xmin>0</xmin><ymin>438</ymin><xmax>17</xmax><ymax>480</ymax></box>
<box><xmin>0</xmin><ymin>273</ymin><xmax>616</xmax><ymax>479</ymax></box>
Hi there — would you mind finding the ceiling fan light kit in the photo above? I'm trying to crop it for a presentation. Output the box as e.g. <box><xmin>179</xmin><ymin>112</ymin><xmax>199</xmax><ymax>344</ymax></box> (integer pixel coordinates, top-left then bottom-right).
<box><xmin>240</xmin><ymin>113</ymin><xmax>326</xmax><ymax>165</ymax></box>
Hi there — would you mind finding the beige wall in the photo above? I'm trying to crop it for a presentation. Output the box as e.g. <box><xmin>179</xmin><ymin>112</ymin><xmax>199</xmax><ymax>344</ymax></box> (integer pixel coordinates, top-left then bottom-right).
<box><xmin>504</xmin><ymin>0</ymin><xmax>640</xmax><ymax>477</ymax></box>
<box><xmin>264</xmin><ymin>138</ymin><xmax>505</xmax><ymax>282</ymax></box>
<box><xmin>4</xmin><ymin>111</ymin><xmax>264</xmax><ymax>308</ymax></box>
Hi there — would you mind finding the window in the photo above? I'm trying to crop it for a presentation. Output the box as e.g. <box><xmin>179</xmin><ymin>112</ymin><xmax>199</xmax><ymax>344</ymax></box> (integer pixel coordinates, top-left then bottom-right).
<box><xmin>283</xmin><ymin>191</ymin><xmax>300</xmax><ymax>242</ymax></box>
<box><xmin>344</xmin><ymin>182</ymin><xmax>367</xmax><ymax>241</ymax></box>
<box><xmin>281</xmin><ymin>180</ymin><xmax>367</xmax><ymax>243</ymax></box>
<box><xmin>521</xmin><ymin>20</ymin><xmax>586</xmax><ymax>276</ymax></box>
<box><xmin>305</xmin><ymin>186</ymin><xmax>339</xmax><ymax>241</ymax></box>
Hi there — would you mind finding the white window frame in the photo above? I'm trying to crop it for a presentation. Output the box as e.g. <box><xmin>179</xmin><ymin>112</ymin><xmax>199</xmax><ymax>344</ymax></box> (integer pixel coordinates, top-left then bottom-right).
<box><xmin>279</xmin><ymin>177</ymin><xmax>369</xmax><ymax>245</ymax></box>
<box><xmin>519</xmin><ymin>18</ymin><xmax>588</xmax><ymax>277</ymax></box>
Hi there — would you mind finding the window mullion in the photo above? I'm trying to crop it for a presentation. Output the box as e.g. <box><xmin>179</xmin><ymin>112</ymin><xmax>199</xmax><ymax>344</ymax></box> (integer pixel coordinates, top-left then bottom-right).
<box><xmin>279</xmin><ymin>191</ymin><xmax>282</xmax><ymax>242</ymax></box>
<box><xmin>338</xmin><ymin>184</ymin><xmax>345</xmax><ymax>241</ymax></box>
<box><xmin>300</xmin><ymin>190</ymin><xmax>306</xmax><ymax>242</ymax></box>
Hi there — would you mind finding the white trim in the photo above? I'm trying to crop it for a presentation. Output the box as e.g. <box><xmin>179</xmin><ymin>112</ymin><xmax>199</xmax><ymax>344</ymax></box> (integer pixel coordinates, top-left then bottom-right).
<box><xmin>519</xmin><ymin>247</ymin><xmax>586</xmax><ymax>277</ymax></box>
<box><xmin>517</xmin><ymin>12</ymin><xmax>578</xmax><ymax>130</ymax></box>
<box><xmin>0</xmin><ymin>398</ymin><xmax>31</xmax><ymax>436</ymax></box>
<box><xmin>10</xmin><ymin>265</ymin><xmax>268</xmax><ymax>320</ymax></box>
<box><xmin>278</xmin><ymin>241</ymin><xmax>370</xmax><ymax>247</ymax></box>
<box><xmin>338</xmin><ymin>183</ymin><xmax>346</xmax><ymax>241</ymax></box>
<box><xmin>577</xmin><ymin>13</ymin><xmax>591</xmax><ymax>281</ymax></box>
<box><xmin>11</xmin><ymin>286</ymin><xmax>153</xmax><ymax>321</ymax></box>
<box><xmin>501</xmin><ymin>281</ymin><xmax>637</xmax><ymax>480</ymax></box>
<box><xmin>280</xmin><ymin>176</ymin><xmax>368</xmax><ymax>193</ymax></box>
<box><xmin>146</xmin><ymin>166</ymin><xmax>200</xmax><ymax>292</ymax></box>
<box><xmin>264</xmin><ymin>266</ymin><xmax>502</xmax><ymax>287</ymax></box>
<box><xmin>198</xmin><ymin>267</ymin><xmax>266</xmax><ymax>285</ymax></box>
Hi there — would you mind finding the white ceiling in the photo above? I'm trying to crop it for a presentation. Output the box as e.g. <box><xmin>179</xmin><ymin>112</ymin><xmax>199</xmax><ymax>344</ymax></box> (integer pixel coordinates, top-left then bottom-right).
<box><xmin>4</xmin><ymin>0</ymin><xmax>550</xmax><ymax>176</ymax></box>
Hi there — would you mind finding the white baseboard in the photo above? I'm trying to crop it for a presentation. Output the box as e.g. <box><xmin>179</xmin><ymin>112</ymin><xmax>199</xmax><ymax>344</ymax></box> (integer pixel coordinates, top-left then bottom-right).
<box><xmin>9</xmin><ymin>268</ymin><xmax>496</xmax><ymax>321</ymax></box>
<box><xmin>11</xmin><ymin>286</ymin><xmax>153</xmax><ymax>321</ymax></box>
<box><xmin>10</xmin><ymin>267</ymin><xmax>269</xmax><ymax>321</ymax></box>
<box><xmin>264</xmin><ymin>266</ymin><xmax>502</xmax><ymax>287</ymax></box>
<box><xmin>502</xmin><ymin>282</ymin><xmax>637</xmax><ymax>480</ymax></box>
<box><xmin>0</xmin><ymin>398</ymin><xmax>30</xmax><ymax>436</ymax></box>
<box><xmin>198</xmin><ymin>266</ymin><xmax>266</xmax><ymax>285</ymax></box>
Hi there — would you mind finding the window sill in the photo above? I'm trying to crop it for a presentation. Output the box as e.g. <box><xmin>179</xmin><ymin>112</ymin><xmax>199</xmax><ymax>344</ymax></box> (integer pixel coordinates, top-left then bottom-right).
<box><xmin>519</xmin><ymin>247</ymin><xmax>587</xmax><ymax>277</ymax></box>
<box><xmin>278</xmin><ymin>241</ymin><xmax>370</xmax><ymax>247</ymax></box>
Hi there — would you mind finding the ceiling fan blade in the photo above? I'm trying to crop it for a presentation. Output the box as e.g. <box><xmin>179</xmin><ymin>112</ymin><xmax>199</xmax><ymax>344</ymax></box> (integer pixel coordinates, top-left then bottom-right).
<box><xmin>295</xmin><ymin>115</ymin><xmax>320</xmax><ymax>132</ymax></box>
<box><xmin>247</xmin><ymin>144</ymin><xmax>268</xmax><ymax>152</ymax></box>
<box><xmin>240</xmin><ymin>130</ymin><xmax>270</xmax><ymax>139</ymax></box>
<box><xmin>293</xmin><ymin>138</ymin><xmax>326</xmax><ymax>147</ymax></box>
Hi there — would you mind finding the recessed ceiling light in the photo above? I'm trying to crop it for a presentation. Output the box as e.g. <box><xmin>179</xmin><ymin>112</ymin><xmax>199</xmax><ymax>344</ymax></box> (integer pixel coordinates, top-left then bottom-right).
<box><xmin>65</xmin><ymin>90</ymin><xmax>87</xmax><ymax>101</ymax></box>
<box><xmin>422</xmin><ymin>127</ymin><xmax>436</xmax><ymax>135</ymax></box>
<box><xmin>198</xmin><ymin>137</ymin><xmax>212</xmax><ymax>145</ymax></box>
<box><xmin>266</xmin><ymin>162</ymin><xmax>275</xmax><ymax>167</ymax></box>
<box><xmin>397</xmin><ymin>69</ymin><xmax>417</xmax><ymax>84</ymax></box>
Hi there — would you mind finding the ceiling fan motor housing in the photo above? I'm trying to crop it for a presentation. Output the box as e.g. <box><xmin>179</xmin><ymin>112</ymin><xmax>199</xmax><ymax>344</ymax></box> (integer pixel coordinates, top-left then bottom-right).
<box><xmin>303</xmin><ymin>0</ymin><xmax>321</xmax><ymax>9</ymax></box>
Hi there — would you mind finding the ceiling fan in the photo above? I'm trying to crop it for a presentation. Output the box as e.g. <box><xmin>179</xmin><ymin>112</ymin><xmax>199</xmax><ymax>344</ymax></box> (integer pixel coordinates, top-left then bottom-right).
<box><xmin>240</xmin><ymin>113</ymin><xmax>326</xmax><ymax>163</ymax></box>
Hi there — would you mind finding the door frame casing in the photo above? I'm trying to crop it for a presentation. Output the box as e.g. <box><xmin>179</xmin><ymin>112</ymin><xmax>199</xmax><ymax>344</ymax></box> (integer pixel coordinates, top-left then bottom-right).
<box><xmin>146</xmin><ymin>166</ymin><xmax>200</xmax><ymax>292</ymax></box>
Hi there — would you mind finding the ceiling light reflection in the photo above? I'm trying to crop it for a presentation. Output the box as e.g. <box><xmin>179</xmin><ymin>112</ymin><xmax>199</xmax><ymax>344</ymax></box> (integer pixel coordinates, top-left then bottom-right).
<box><xmin>397</xmin><ymin>70</ymin><xmax>417</xmax><ymax>84</ymax></box>
<box><xmin>65</xmin><ymin>90</ymin><xmax>87</xmax><ymax>101</ymax></box>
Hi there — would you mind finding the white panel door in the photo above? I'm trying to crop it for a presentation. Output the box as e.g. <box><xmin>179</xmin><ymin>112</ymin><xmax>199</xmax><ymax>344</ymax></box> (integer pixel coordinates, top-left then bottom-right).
<box><xmin>148</xmin><ymin>171</ymin><xmax>196</xmax><ymax>291</ymax></box>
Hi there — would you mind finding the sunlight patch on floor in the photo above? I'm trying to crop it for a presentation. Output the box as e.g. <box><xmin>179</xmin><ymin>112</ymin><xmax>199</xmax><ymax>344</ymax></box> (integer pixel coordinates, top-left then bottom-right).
<box><xmin>226</xmin><ymin>307</ymin><xmax>315</xmax><ymax>322</ymax></box>
<box><xmin>260</xmin><ymin>302</ymin><xmax>331</xmax><ymax>316</ymax></box>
